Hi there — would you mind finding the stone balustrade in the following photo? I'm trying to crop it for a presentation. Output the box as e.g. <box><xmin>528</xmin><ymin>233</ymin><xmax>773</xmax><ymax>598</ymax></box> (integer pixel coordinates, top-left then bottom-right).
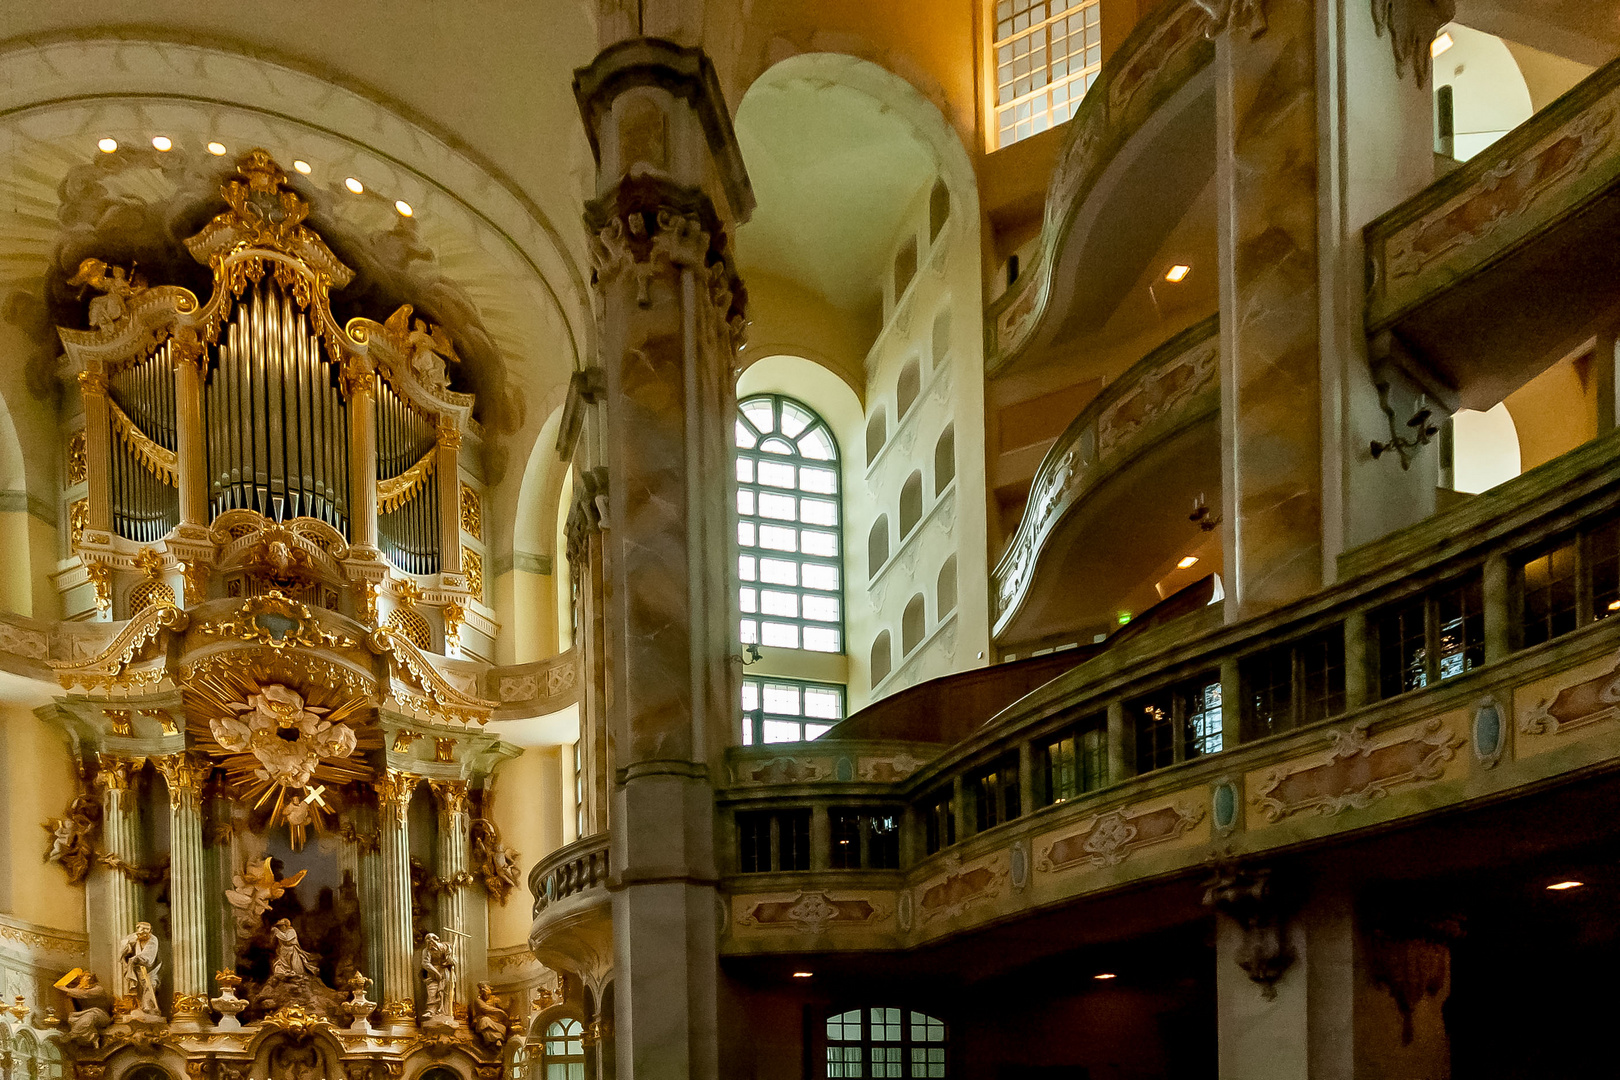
<box><xmin>529</xmin><ymin>832</ymin><xmax>610</xmax><ymax>919</ymax></box>
<box><xmin>718</xmin><ymin>427</ymin><xmax>1620</xmax><ymax>954</ymax></box>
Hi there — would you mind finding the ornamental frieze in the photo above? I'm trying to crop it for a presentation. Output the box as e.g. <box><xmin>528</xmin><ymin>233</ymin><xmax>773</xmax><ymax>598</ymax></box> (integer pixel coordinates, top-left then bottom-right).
<box><xmin>1251</xmin><ymin>717</ymin><xmax>1465</xmax><ymax>822</ymax></box>
<box><xmin>1036</xmin><ymin>800</ymin><xmax>1206</xmax><ymax>872</ymax></box>
<box><xmin>735</xmin><ymin>891</ymin><xmax>893</xmax><ymax>934</ymax></box>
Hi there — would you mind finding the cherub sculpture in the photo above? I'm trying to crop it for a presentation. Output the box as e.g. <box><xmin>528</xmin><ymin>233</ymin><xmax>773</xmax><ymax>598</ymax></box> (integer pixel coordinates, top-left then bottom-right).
<box><xmin>43</xmin><ymin>791</ymin><xmax>102</xmax><ymax>885</ymax></box>
<box><xmin>382</xmin><ymin>304</ymin><xmax>458</xmax><ymax>394</ymax></box>
<box><xmin>66</xmin><ymin>258</ymin><xmax>147</xmax><ymax>330</ymax></box>
<box><xmin>470</xmin><ymin>817</ymin><xmax>521</xmax><ymax>905</ymax></box>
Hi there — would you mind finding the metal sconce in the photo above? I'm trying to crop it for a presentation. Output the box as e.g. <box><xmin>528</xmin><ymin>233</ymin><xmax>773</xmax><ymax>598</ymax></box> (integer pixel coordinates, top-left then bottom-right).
<box><xmin>1370</xmin><ymin>382</ymin><xmax>1440</xmax><ymax>470</ymax></box>
<box><xmin>729</xmin><ymin>642</ymin><xmax>763</xmax><ymax>667</ymax></box>
<box><xmin>1190</xmin><ymin>493</ymin><xmax>1220</xmax><ymax>532</ymax></box>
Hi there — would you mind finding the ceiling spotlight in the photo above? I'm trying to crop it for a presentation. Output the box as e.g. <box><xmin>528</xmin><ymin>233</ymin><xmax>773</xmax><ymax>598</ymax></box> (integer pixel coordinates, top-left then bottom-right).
<box><xmin>1547</xmin><ymin>880</ymin><xmax>1584</xmax><ymax>891</ymax></box>
<box><xmin>395</xmin><ymin>200</ymin><xmax>414</xmax><ymax>217</ymax></box>
<box><xmin>1177</xmin><ymin>555</ymin><xmax>1199</xmax><ymax>570</ymax></box>
<box><xmin>791</xmin><ymin>971</ymin><xmax>813</xmax><ymax>979</ymax></box>
<box><xmin>97</xmin><ymin>138</ymin><xmax>118</xmax><ymax>153</ymax></box>
<box><xmin>344</xmin><ymin>177</ymin><xmax>364</xmax><ymax>194</ymax></box>
<box><xmin>151</xmin><ymin>136</ymin><xmax>172</xmax><ymax>152</ymax></box>
<box><xmin>207</xmin><ymin>142</ymin><xmax>228</xmax><ymax>156</ymax></box>
<box><xmin>1608</xmin><ymin>599</ymin><xmax>1620</xmax><ymax>611</ymax></box>
<box><xmin>1165</xmin><ymin>264</ymin><xmax>1191</xmax><ymax>283</ymax></box>
<box><xmin>1093</xmin><ymin>973</ymin><xmax>1116</xmax><ymax>980</ymax></box>
<box><xmin>293</xmin><ymin>160</ymin><xmax>312</xmax><ymax>175</ymax></box>
<box><xmin>1431</xmin><ymin>31</ymin><xmax>1454</xmax><ymax>58</ymax></box>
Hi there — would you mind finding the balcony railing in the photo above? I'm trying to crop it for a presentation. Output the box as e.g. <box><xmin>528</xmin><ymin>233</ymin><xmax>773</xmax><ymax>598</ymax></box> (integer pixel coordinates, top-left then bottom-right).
<box><xmin>986</xmin><ymin>0</ymin><xmax>1215</xmax><ymax>371</ymax></box>
<box><xmin>719</xmin><ymin>428</ymin><xmax>1620</xmax><ymax>951</ymax></box>
<box><xmin>529</xmin><ymin>832</ymin><xmax>610</xmax><ymax>919</ymax></box>
<box><xmin>991</xmin><ymin>315</ymin><xmax>1218</xmax><ymax>637</ymax></box>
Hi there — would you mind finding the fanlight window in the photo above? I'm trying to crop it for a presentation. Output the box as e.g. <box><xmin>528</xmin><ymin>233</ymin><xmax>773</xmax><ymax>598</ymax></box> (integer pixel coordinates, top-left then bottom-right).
<box><xmin>826</xmin><ymin>1007</ymin><xmax>947</xmax><ymax>1078</ymax></box>
<box><xmin>735</xmin><ymin>395</ymin><xmax>843</xmax><ymax>653</ymax></box>
<box><xmin>543</xmin><ymin>1019</ymin><xmax>586</xmax><ymax>1080</ymax></box>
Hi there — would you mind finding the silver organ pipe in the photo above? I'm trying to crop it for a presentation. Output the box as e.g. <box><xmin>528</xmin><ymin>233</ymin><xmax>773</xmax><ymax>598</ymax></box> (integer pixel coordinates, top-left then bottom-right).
<box><xmin>205</xmin><ymin>281</ymin><xmax>351</xmax><ymax>532</ymax></box>
<box><xmin>376</xmin><ymin>381</ymin><xmax>440</xmax><ymax>576</ymax></box>
<box><xmin>108</xmin><ymin>341</ymin><xmax>179</xmax><ymax>542</ymax></box>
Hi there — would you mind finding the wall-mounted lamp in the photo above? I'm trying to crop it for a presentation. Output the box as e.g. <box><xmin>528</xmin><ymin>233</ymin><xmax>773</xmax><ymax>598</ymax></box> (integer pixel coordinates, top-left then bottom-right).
<box><xmin>1190</xmin><ymin>493</ymin><xmax>1220</xmax><ymax>533</ymax></box>
<box><xmin>729</xmin><ymin>642</ymin><xmax>763</xmax><ymax>667</ymax></box>
<box><xmin>1370</xmin><ymin>383</ymin><xmax>1440</xmax><ymax>470</ymax></box>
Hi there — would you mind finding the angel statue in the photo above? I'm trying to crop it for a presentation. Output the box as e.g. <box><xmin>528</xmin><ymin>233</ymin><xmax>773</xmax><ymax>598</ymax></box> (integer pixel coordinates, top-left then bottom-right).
<box><xmin>470</xmin><ymin>817</ymin><xmax>521</xmax><ymax>904</ymax></box>
<box><xmin>43</xmin><ymin>791</ymin><xmax>102</xmax><ymax>885</ymax></box>
<box><xmin>66</xmin><ymin>258</ymin><xmax>147</xmax><ymax>330</ymax></box>
<box><xmin>116</xmin><ymin>922</ymin><xmax>163</xmax><ymax>1021</ymax></box>
<box><xmin>383</xmin><ymin>304</ymin><xmax>459</xmax><ymax>394</ymax></box>
<box><xmin>225</xmin><ymin>856</ymin><xmax>307</xmax><ymax>937</ymax></box>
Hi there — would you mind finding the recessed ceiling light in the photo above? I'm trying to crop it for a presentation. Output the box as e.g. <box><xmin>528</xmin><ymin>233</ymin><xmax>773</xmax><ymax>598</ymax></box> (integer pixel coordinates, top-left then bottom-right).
<box><xmin>1177</xmin><ymin>555</ymin><xmax>1199</xmax><ymax>569</ymax></box>
<box><xmin>207</xmin><ymin>142</ymin><xmax>228</xmax><ymax>156</ymax></box>
<box><xmin>1165</xmin><ymin>264</ymin><xmax>1191</xmax><ymax>283</ymax></box>
<box><xmin>293</xmin><ymin>160</ymin><xmax>312</xmax><ymax>175</ymax></box>
<box><xmin>151</xmin><ymin>136</ymin><xmax>172</xmax><ymax>152</ymax></box>
<box><xmin>97</xmin><ymin>138</ymin><xmax>118</xmax><ymax>153</ymax></box>
<box><xmin>344</xmin><ymin>177</ymin><xmax>364</xmax><ymax>194</ymax></box>
<box><xmin>791</xmin><ymin>971</ymin><xmax>813</xmax><ymax>978</ymax></box>
<box><xmin>1608</xmin><ymin>599</ymin><xmax>1620</xmax><ymax>611</ymax></box>
<box><xmin>395</xmin><ymin>200</ymin><xmax>414</xmax><ymax>217</ymax></box>
<box><xmin>1431</xmin><ymin>31</ymin><xmax>1454</xmax><ymax>58</ymax></box>
<box><xmin>1093</xmin><ymin>973</ymin><xmax>1116</xmax><ymax>980</ymax></box>
<box><xmin>1547</xmin><ymin>880</ymin><xmax>1584</xmax><ymax>891</ymax></box>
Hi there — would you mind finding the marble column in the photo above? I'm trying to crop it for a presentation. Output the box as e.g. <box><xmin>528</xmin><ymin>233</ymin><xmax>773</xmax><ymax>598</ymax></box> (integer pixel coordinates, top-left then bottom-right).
<box><xmin>96</xmin><ymin>754</ymin><xmax>142</xmax><ymax>987</ymax></box>
<box><xmin>576</xmin><ymin>37</ymin><xmax>753</xmax><ymax>1080</ymax></box>
<box><xmin>355</xmin><ymin>803</ymin><xmax>386</xmax><ymax>992</ymax></box>
<box><xmin>431</xmin><ymin>780</ymin><xmax>471</xmax><ymax>1009</ymax></box>
<box><xmin>377</xmin><ymin>770</ymin><xmax>418</xmax><ymax>1028</ymax></box>
<box><xmin>155</xmin><ymin>753</ymin><xmax>209</xmax><ymax>1024</ymax></box>
<box><xmin>1214</xmin><ymin>0</ymin><xmax>1324</xmax><ymax>619</ymax></box>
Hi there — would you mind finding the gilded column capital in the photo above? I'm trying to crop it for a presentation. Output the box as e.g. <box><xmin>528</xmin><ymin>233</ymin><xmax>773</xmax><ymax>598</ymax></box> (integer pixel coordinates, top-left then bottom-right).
<box><xmin>341</xmin><ymin>356</ymin><xmax>376</xmax><ymax>399</ymax></box>
<box><xmin>429</xmin><ymin>779</ymin><xmax>469</xmax><ymax>817</ymax></box>
<box><xmin>77</xmin><ymin>369</ymin><xmax>109</xmax><ymax>398</ymax></box>
<box><xmin>436</xmin><ymin>416</ymin><xmax>462</xmax><ymax>449</ymax></box>
<box><xmin>154</xmin><ymin>753</ymin><xmax>208</xmax><ymax>810</ymax></box>
<box><xmin>169</xmin><ymin>325</ymin><xmax>206</xmax><ymax>369</ymax></box>
<box><xmin>96</xmin><ymin>753</ymin><xmax>139</xmax><ymax>793</ymax></box>
<box><xmin>377</xmin><ymin>769</ymin><xmax>419</xmax><ymax>824</ymax></box>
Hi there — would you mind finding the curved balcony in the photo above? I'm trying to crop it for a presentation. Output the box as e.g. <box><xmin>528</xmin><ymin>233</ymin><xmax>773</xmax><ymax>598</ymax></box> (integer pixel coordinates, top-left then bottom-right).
<box><xmin>992</xmin><ymin>316</ymin><xmax>1219</xmax><ymax>644</ymax></box>
<box><xmin>720</xmin><ymin>428</ymin><xmax>1620</xmax><ymax>955</ymax></box>
<box><xmin>1365</xmin><ymin>54</ymin><xmax>1620</xmax><ymax>410</ymax></box>
<box><xmin>528</xmin><ymin>832</ymin><xmax>612</xmax><ymax>983</ymax></box>
<box><xmin>985</xmin><ymin>0</ymin><xmax>1216</xmax><ymax>373</ymax></box>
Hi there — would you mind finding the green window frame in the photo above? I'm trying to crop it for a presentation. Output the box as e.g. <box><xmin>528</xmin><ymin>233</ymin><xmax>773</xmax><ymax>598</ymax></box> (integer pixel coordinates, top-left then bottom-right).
<box><xmin>741</xmin><ymin>674</ymin><xmax>846</xmax><ymax>745</ymax></box>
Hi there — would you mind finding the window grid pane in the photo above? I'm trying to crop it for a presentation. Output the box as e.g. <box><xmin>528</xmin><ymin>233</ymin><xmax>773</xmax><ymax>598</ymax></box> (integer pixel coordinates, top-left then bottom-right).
<box><xmin>736</xmin><ymin>395</ymin><xmax>844</xmax><ymax>658</ymax></box>
<box><xmin>993</xmin><ymin>0</ymin><xmax>1102</xmax><ymax>147</ymax></box>
<box><xmin>742</xmin><ymin>675</ymin><xmax>846</xmax><ymax>744</ymax></box>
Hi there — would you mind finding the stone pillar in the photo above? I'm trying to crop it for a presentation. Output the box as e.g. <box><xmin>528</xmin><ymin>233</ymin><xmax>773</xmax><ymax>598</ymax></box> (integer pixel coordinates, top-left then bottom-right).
<box><xmin>356</xmin><ymin>802</ymin><xmax>386</xmax><ymax>992</ymax></box>
<box><xmin>155</xmin><ymin>753</ymin><xmax>209</xmax><ymax>1025</ymax></box>
<box><xmin>78</xmin><ymin>370</ymin><xmax>113</xmax><ymax>533</ymax></box>
<box><xmin>1106</xmin><ymin>700</ymin><xmax>1132</xmax><ymax>784</ymax></box>
<box><xmin>96</xmin><ymin>754</ymin><xmax>142</xmax><ymax>984</ymax></box>
<box><xmin>378</xmin><ymin>770</ymin><xmax>419</xmax><ymax>1028</ymax></box>
<box><xmin>1483</xmin><ymin>551</ymin><xmax>1512</xmax><ymax>664</ymax></box>
<box><xmin>431</xmin><ymin>780</ymin><xmax>471</xmax><ymax>1008</ymax></box>
<box><xmin>345</xmin><ymin>361</ymin><xmax>379</xmax><ymax>551</ymax></box>
<box><xmin>1214</xmin><ymin>0</ymin><xmax>1323</xmax><ymax>618</ymax></box>
<box><xmin>436</xmin><ymin>418</ymin><xmax>463</xmax><ymax>576</ymax></box>
<box><xmin>575</xmin><ymin>37</ymin><xmax>753</xmax><ymax>1080</ymax></box>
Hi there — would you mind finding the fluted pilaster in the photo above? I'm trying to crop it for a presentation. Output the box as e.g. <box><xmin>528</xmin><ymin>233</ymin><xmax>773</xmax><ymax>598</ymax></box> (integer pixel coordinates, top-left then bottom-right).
<box><xmin>96</xmin><ymin>754</ymin><xmax>142</xmax><ymax>982</ymax></box>
<box><xmin>431</xmin><ymin>780</ymin><xmax>471</xmax><ymax>1008</ymax></box>
<box><xmin>378</xmin><ymin>770</ymin><xmax>418</xmax><ymax>1027</ymax></box>
<box><xmin>155</xmin><ymin>754</ymin><xmax>209</xmax><ymax>1022</ymax></box>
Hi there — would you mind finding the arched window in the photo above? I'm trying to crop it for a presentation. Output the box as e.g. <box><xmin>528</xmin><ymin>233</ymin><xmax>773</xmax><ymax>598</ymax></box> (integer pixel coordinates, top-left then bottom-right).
<box><xmin>542</xmin><ymin>1019</ymin><xmax>586</xmax><ymax>1079</ymax></box>
<box><xmin>934</xmin><ymin>425</ymin><xmax>955</xmax><ymax>494</ymax></box>
<box><xmin>897</xmin><ymin>358</ymin><xmax>921</xmax><ymax>419</ymax></box>
<box><xmin>929</xmin><ymin>178</ymin><xmax>950</xmax><ymax>242</ymax></box>
<box><xmin>903</xmin><ymin>594</ymin><xmax>927</xmax><ymax>654</ymax></box>
<box><xmin>736</xmin><ymin>395</ymin><xmax>842</xmax><ymax>653</ymax></box>
<box><xmin>899</xmin><ymin>472</ymin><xmax>924</xmax><ymax>538</ymax></box>
<box><xmin>871</xmin><ymin>631</ymin><xmax>893</xmax><ymax>685</ymax></box>
<box><xmin>826</xmin><ymin>1007</ymin><xmax>947</xmax><ymax>1078</ymax></box>
<box><xmin>931</xmin><ymin>308</ymin><xmax>951</xmax><ymax>370</ymax></box>
<box><xmin>866</xmin><ymin>408</ymin><xmax>888</xmax><ymax>462</ymax></box>
<box><xmin>868</xmin><ymin>516</ymin><xmax>890</xmax><ymax>578</ymax></box>
<box><xmin>937</xmin><ymin>556</ymin><xmax>957</xmax><ymax>617</ymax></box>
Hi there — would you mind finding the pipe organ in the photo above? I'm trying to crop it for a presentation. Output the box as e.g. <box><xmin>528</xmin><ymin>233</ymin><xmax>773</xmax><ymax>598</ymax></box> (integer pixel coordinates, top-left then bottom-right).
<box><xmin>58</xmin><ymin>150</ymin><xmax>491</xmax><ymax>658</ymax></box>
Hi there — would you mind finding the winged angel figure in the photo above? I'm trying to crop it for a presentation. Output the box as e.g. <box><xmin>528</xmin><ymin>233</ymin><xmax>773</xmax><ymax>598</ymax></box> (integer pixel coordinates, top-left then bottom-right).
<box><xmin>210</xmin><ymin>683</ymin><xmax>356</xmax><ymax>789</ymax></box>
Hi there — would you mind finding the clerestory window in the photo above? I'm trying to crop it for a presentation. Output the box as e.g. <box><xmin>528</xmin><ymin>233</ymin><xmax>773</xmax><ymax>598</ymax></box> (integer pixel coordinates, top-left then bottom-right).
<box><xmin>826</xmin><ymin>1007</ymin><xmax>947</xmax><ymax>1078</ymax></box>
<box><xmin>736</xmin><ymin>394</ymin><xmax>844</xmax><ymax>654</ymax></box>
<box><xmin>991</xmin><ymin>0</ymin><xmax>1103</xmax><ymax>148</ymax></box>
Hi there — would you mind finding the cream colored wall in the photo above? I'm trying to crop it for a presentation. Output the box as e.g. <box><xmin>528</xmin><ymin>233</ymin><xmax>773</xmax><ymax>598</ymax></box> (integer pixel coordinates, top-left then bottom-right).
<box><xmin>2</xmin><ymin>704</ymin><xmax>84</xmax><ymax>932</ymax></box>
<box><xmin>1503</xmin><ymin>349</ymin><xmax>1600</xmax><ymax>473</ymax></box>
<box><xmin>740</xmin><ymin>271</ymin><xmax>879</xmax><ymax>398</ymax></box>
<box><xmin>486</xmin><ymin>745</ymin><xmax>563</xmax><ymax>950</ymax></box>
